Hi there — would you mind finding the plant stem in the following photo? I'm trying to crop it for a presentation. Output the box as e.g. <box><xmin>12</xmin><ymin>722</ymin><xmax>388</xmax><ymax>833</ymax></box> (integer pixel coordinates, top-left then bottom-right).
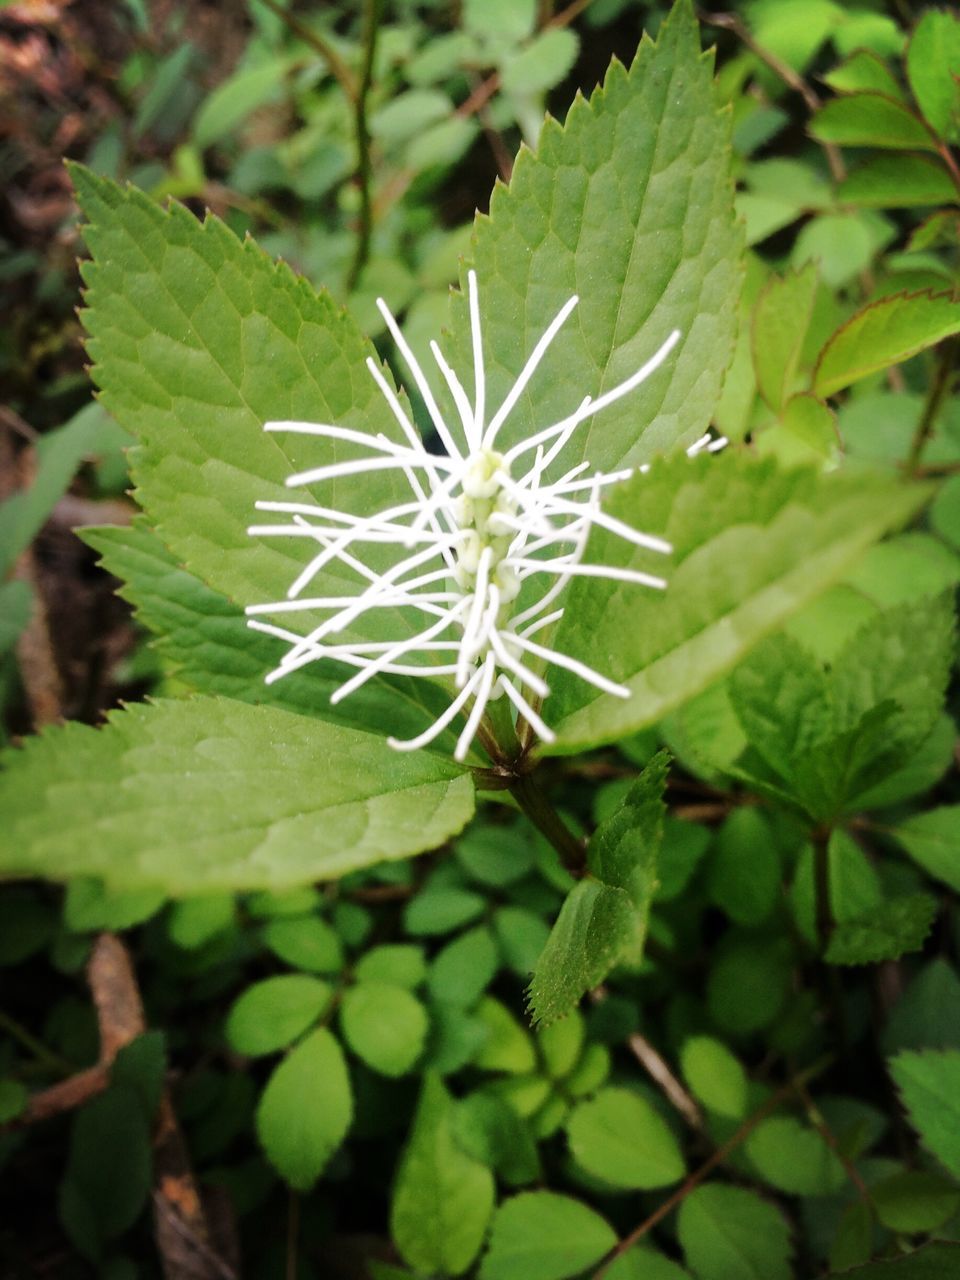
<box><xmin>908</xmin><ymin>336</ymin><xmax>959</xmax><ymax>473</ymax></box>
<box><xmin>508</xmin><ymin>770</ymin><xmax>586</xmax><ymax>874</ymax></box>
<box><xmin>0</xmin><ymin>1008</ymin><xmax>73</xmax><ymax>1075</ymax></box>
<box><xmin>254</xmin><ymin>0</ymin><xmax>357</xmax><ymax>102</ymax></box>
<box><xmin>346</xmin><ymin>0</ymin><xmax>382</xmax><ymax>293</ymax></box>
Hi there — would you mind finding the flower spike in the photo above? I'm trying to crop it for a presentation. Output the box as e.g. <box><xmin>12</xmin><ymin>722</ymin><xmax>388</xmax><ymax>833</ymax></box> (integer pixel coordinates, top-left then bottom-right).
<box><xmin>248</xmin><ymin>278</ymin><xmax>718</xmax><ymax>762</ymax></box>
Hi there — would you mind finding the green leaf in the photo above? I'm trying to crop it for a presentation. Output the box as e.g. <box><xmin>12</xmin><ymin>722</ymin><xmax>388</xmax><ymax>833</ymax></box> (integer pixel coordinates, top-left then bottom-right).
<box><xmin>473</xmin><ymin>998</ymin><xmax>537</xmax><ymax>1073</ymax></box>
<box><xmin>454</xmin><ymin>1091</ymin><xmax>540</xmax><ymax>1186</ymax></box>
<box><xmin>82</xmin><ymin>521</ymin><xmax>450</xmax><ymax>745</ymax></box>
<box><xmin>167</xmin><ymin>894</ymin><xmax>234</xmax><ymax>948</ymax></box>
<box><xmin>261</xmin><ymin>915</ymin><xmax>344</xmax><ymax>973</ymax></box>
<box><xmin>907</xmin><ymin>10</ymin><xmax>960</xmax><ymax>141</ymax></box>
<box><xmin>192</xmin><ymin>57</ymin><xmax>291</xmax><ymax>148</ymax></box>
<box><xmin>680</xmin><ymin>1035</ymin><xmax>747</xmax><ymax>1119</ymax></box>
<box><xmin>59</xmin><ymin>1086</ymin><xmax>153</xmax><ymax>1261</ymax></box>
<box><xmin>827</xmin><ymin>1243</ymin><xmax>960</xmax><ymax>1279</ymax></box>
<box><xmin>752</xmin><ymin>264</ymin><xmax>819</xmax><ymax>411</ymax></box>
<box><xmin>706</xmin><ymin>808</ymin><xmax>780</xmax><ymax>926</ymax></box>
<box><xmin>463</xmin><ymin>0</ymin><xmax>535</xmax><ymax>42</ymax></box>
<box><xmin>810</xmin><ymin>93</ymin><xmax>937</xmax><ymax>151</ymax></box>
<box><xmin>815</xmin><ymin>291</ymin><xmax>960</xmax><ymax>398</ymax></box>
<box><xmin>0</xmin><ymin>579</ymin><xmax>31</xmax><ymax>658</ymax></box>
<box><xmin>566</xmin><ymin>1086</ymin><xmax>685</xmax><ymax>1189</ymax></box>
<box><xmin>893</xmin><ymin>806</ymin><xmax>960</xmax><ymax>891</ymax></box>
<box><xmin>745</xmin><ymin>1115</ymin><xmax>846</xmax><ymax>1195</ymax></box>
<box><xmin>837</xmin><ymin>156</ymin><xmax>957</xmax><ymax>209</ymax></box>
<box><xmin>528</xmin><ymin>754</ymin><xmax>667</xmax><ymax>1023</ymax></box>
<box><xmin>391</xmin><ymin>1074</ymin><xmax>495</xmax><ymax>1276</ymax></box>
<box><xmin>0</xmin><ymin>697</ymin><xmax>474</xmax><ymax>893</ymax></box>
<box><xmin>340</xmin><ymin>981</ymin><xmax>428</xmax><ymax>1077</ymax></box>
<box><xmin>544</xmin><ymin>454</ymin><xmax>927</xmax><ymax>751</ymax></box>
<box><xmin>677</xmin><ymin>1184</ymin><xmax>792</xmax><ymax>1280</ymax></box>
<box><xmin>501</xmin><ymin>29</ymin><xmax>579</xmax><ymax>96</ymax></box>
<box><xmin>872</xmin><ymin>1170</ymin><xmax>960</xmax><ymax>1233</ymax></box>
<box><xmin>256</xmin><ymin>1027</ymin><xmax>352</xmax><ymax>1189</ymax></box>
<box><xmin>427</xmin><ymin>925</ymin><xmax>500</xmax><ymax>1007</ymax></box>
<box><xmin>707</xmin><ymin>937</ymin><xmax>791</xmax><ymax>1035</ymax></box>
<box><xmin>884</xmin><ymin>959</ymin><xmax>960</xmax><ymax>1055</ymax></box>
<box><xmin>354</xmin><ymin>944</ymin><xmax>426</xmax><ymax>990</ymax></box>
<box><xmin>479</xmin><ymin>1191</ymin><xmax>617</xmax><ymax>1280</ymax></box>
<box><xmin>890</xmin><ymin>1050</ymin><xmax>960</xmax><ymax>1178</ymax></box>
<box><xmin>370</xmin><ymin>89</ymin><xmax>452</xmax><ymax>145</ymax></box>
<box><xmin>826</xmin><ymin>893</ymin><xmax>938</xmax><ymax>966</ymax></box>
<box><xmin>449</xmin><ymin>0</ymin><xmax>740</xmax><ymax>474</ymax></box>
<box><xmin>404</xmin><ymin>886</ymin><xmax>486</xmax><ymax>936</ymax></box>
<box><xmin>226</xmin><ymin>974</ymin><xmax>331</xmax><ymax>1056</ymax></box>
<box><xmin>605</xmin><ymin>1249</ymin><xmax>692</xmax><ymax>1280</ymax></box>
<box><xmin>69</xmin><ymin>165</ymin><xmax>454</xmax><ymax>710</ymax></box>
<box><xmin>64</xmin><ymin>879</ymin><xmax>165</xmax><ymax>933</ymax></box>
<box><xmin>0</xmin><ymin>1078</ymin><xmax>27</xmax><ymax>1124</ymax></box>
<box><xmin>823</xmin><ymin>51</ymin><xmax>903</xmax><ymax>99</ymax></box>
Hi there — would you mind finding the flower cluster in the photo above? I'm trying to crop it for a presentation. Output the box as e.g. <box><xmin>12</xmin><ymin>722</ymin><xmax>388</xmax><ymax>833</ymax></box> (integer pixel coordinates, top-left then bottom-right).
<box><xmin>246</xmin><ymin>273</ymin><xmax>723</xmax><ymax>761</ymax></box>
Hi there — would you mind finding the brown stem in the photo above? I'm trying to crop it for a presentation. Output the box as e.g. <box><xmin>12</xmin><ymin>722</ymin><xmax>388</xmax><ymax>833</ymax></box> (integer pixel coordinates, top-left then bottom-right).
<box><xmin>794</xmin><ymin>1076</ymin><xmax>869</xmax><ymax>1202</ymax></box>
<box><xmin>908</xmin><ymin>335</ymin><xmax>959</xmax><ymax>473</ymax></box>
<box><xmin>592</xmin><ymin>1056</ymin><xmax>833</xmax><ymax>1277</ymax></box>
<box><xmin>626</xmin><ymin>1032</ymin><xmax>703</xmax><ymax>1130</ymax></box>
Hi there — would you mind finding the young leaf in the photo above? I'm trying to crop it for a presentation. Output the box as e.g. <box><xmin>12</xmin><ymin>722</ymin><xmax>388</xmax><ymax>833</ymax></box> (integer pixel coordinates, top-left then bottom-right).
<box><xmin>677</xmin><ymin>1184</ymin><xmax>792</xmax><ymax>1280</ymax></box>
<box><xmin>826</xmin><ymin>893</ymin><xmax>937</xmax><ymax>966</ymax></box>
<box><xmin>823</xmin><ymin>51</ymin><xmax>904</xmax><ymax>99</ymax></box>
<box><xmin>0</xmin><ymin>697</ymin><xmax>475</xmax><ymax>893</ymax></box>
<box><xmin>226</xmin><ymin>974</ymin><xmax>332</xmax><ymax>1057</ymax></box>
<box><xmin>906</xmin><ymin>10</ymin><xmax>960</xmax><ymax>141</ymax></box>
<box><xmin>448</xmin><ymin>0</ymin><xmax>741</xmax><ymax>473</ymax></box>
<box><xmin>566</xmin><ymin>1086</ymin><xmax>685</xmax><ymax>1189</ymax></box>
<box><xmin>339</xmin><ymin>981</ymin><xmax>429</xmax><ymax>1077</ymax></box>
<box><xmin>889</xmin><ymin>1050</ymin><xmax>960</xmax><ymax>1179</ymax></box>
<box><xmin>390</xmin><ymin>1074</ymin><xmax>495</xmax><ymax>1276</ymax></box>
<box><xmin>809</xmin><ymin>94</ymin><xmax>937</xmax><ymax>151</ymax></box>
<box><xmin>545</xmin><ymin>454</ymin><xmax>927</xmax><ymax>751</ymax></box>
<box><xmin>752</xmin><ymin>263</ymin><xmax>819</xmax><ymax>411</ymax></box>
<box><xmin>814</xmin><ymin>291</ymin><xmax>960</xmax><ymax>398</ymax></box>
<box><xmin>256</xmin><ymin>1027</ymin><xmax>352</xmax><ymax>1189</ymax></box>
<box><xmin>528</xmin><ymin>753</ymin><xmax>667</xmax><ymax>1023</ymax></box>
<box><xmin>680</xmin><ymin>1036</ymin><xmax>747</xmax><ymax>1119</ymax></box>
<box><xmin>479</xmin><ymin>1191</ymin><xmax>617</xmax><ymax>1280</ymax></box>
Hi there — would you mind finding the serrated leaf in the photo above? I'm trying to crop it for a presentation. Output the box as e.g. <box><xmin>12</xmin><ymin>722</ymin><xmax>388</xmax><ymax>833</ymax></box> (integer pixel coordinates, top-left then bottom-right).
<box><xmin>391</xmin><ymin>1074</ymin><xmax>495</xmax><ymax>1276</ymax></box>
<box><xmin>889</xmin><ymin>1050</ymin><xmax>960</xmax><ymax>1179</ymax></box>
<box><xmin>0</xmin><ymin>697</ymin><xmax>474</xmax><ymax>893</ymax></box>
<box><xmin>815</xmin><ymin>291</ymin><xmax>960</xmax><ymax>398</ymax></box>
<box><xmin>810</xmin><ymin>93</ymin><xmax>937</xmax><ymax>151</ymax></box>
<box><xmin>827</xmin><ymin>1243</ymin><xmax>960</xmax><ymax>1279</ymax></box>
<box><xmin>83</xmin><ymin>521</ymin><xmax>452</xmax><ymax>745</ymax></box>
<box><xmin>566</xmin><ymin>1086</ymin><xmax>685</xmax><ymax>1189</ymax></box>
<box><xmin>837</xmin><ymin>155</ymin><xmax>957</xmax><ymax>209</ymax></box>
<box><xmin>893</xmin><ymin>806</ymin><xmax>960</xmax><ymax>892</ymax></box>
<box><xmin>907</xmin><ymin>10</ymin><xmax>960</xmax><ymax>141</ymax></box>
<box><xmin>340</xmin><ymin>981</ymin><xmax>429</xmax><ymax>1077</ymax></box>
<box><xmin>70</xmin><ymin>165</ymin><xmax>452</xmax><ymax>706</ymax></box>
<box><xmin>479</xmin><ymin>1191</ymin><xmax>617</xmax><ymax>1280</ymax></box>
<box><xmin>752</xmin><ymin>264</ymin><xmax>819</xmax><ymax>411</ymax></box>
<box><xmin>677</xmin><ymin>1184</ymin><xmax>792</xmax><ymax>1280</ymax></box>
<box><xmin>826</xmin><ymin>893</ymin><xmax>937</xmax><ymax>966</ymax></box>
<box><xmin>449</xmin><ymin>0</ymin><xmax>740</xmax><ymax>474</ymax></box>
<box><xmin>543</xmin><ymin>454</ymin><xmax>927</xmax><ymax>751</ymax></box>
<box><xmin>256</xmin><ymin>1027</ymin><xmax>352</xmax><ymax>1189</ymax></box>
<box><xmin>528</xmin><ymin>754</ymin><xmax>667</xmax><ymax>1023</ymax></box>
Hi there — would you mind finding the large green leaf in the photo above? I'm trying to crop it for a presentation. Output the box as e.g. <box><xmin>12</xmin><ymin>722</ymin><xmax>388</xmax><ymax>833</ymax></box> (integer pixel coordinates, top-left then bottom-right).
<box><xmin>566</xmin><ymin>1086</ymin><xmax>685</xmax><ymax>1189</ymax></box>
<box><xmin>0</xmin><ymin>697</ymin><xmax>474</xmax><ymax>893</ymax></box>
<box><xmin>814</xmin><ymin>291</ymin><xmax>960</xmax><ymax>398</ymax></box>
<box><xmin>82</xmin><ymin>519</ymin><xmax>456</xmax><ymax>748</ymax></box>
<box><xmin>448</xmin><ymin>0</ymin><xmax>741</xmax><ymax>473</ymax></box>
<box><xmin>390</xmin><ymin>1074</ymin><xmax>495</xmax><ymax>1276</ymax></box>
<box><xmin>677</xmin><ymin>1184</ymin><xmax>792</xmax><ymax>1280</ymax></box>
<box><xmin>544</xmin><ymin>454</ymin><xmax>927</xmax><ymax>751</ymax></box>
<box><xmin>907</xmin><ymin>10</ymin><xmax>960</xmax><ymax>141</ymax></box>
<box><xmin>479</xmin><ymin>1191</ymin><xmax>617</xmax><ymax>1280</ymax></box>
<box><xmin>70</xmin><ymin>165</ymin><xmax>446</xmax><ymax>678</ymax></box>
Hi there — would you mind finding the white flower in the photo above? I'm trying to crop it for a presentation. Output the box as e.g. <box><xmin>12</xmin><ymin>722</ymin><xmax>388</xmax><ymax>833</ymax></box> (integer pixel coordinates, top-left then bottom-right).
<box><xmin>246</xmin><ymin>273</ymin><xmax>723</xmax><ymax>762</ymax></box>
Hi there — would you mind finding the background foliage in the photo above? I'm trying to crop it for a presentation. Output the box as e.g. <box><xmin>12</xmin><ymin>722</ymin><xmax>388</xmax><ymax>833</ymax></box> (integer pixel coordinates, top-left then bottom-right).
<box><xmin>1</xmin><ymin>1</ymin><xmax>960</xmax><ymax>1278</ymax></box>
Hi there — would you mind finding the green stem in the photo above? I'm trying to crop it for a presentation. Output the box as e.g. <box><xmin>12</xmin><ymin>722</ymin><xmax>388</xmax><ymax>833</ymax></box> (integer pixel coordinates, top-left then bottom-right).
<box><xmin>908</xmin><ymin>336</ymin><xmax>959</xmax><ymax>473</ymax></box>
<box><xmin>254</xmin><ymin>0</ymin><xmax>357</xmax><ymax>101</ymax></box>
<box><xmin>508</xmin><ymin>771</ymin><xmax>586</xmax><ymax>874</ymax></box>
<box><xmin>346</xmin><ymin>0</ymin><xmax>382</xmax><ymax>292</ymax></box>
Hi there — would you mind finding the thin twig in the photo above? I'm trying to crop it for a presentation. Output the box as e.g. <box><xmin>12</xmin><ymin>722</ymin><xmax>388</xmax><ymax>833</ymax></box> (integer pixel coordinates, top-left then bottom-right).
<box><xmin>793</xmin><ymin>1075</ymin><xmax>870</xmax><ymax>1201</ymax></box>
<box><xmin>0</xmin><ymin>1009</ymin><xmax>74</xmax><ymax>1077</ymax></box>
<box><xmin>592</xmin><ymin>1056</ymin><xmax>833</xmax><ymax>1277</ymax></box>
<box><xmin>908</xmin><ymin>335</ymin><xmax>959</xmax><ymax>473</ymax></box>
<box><xmin>627</xmin><ymin>1032</ymin><xmax>703</xmax><ymax>1130</ymax></box>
